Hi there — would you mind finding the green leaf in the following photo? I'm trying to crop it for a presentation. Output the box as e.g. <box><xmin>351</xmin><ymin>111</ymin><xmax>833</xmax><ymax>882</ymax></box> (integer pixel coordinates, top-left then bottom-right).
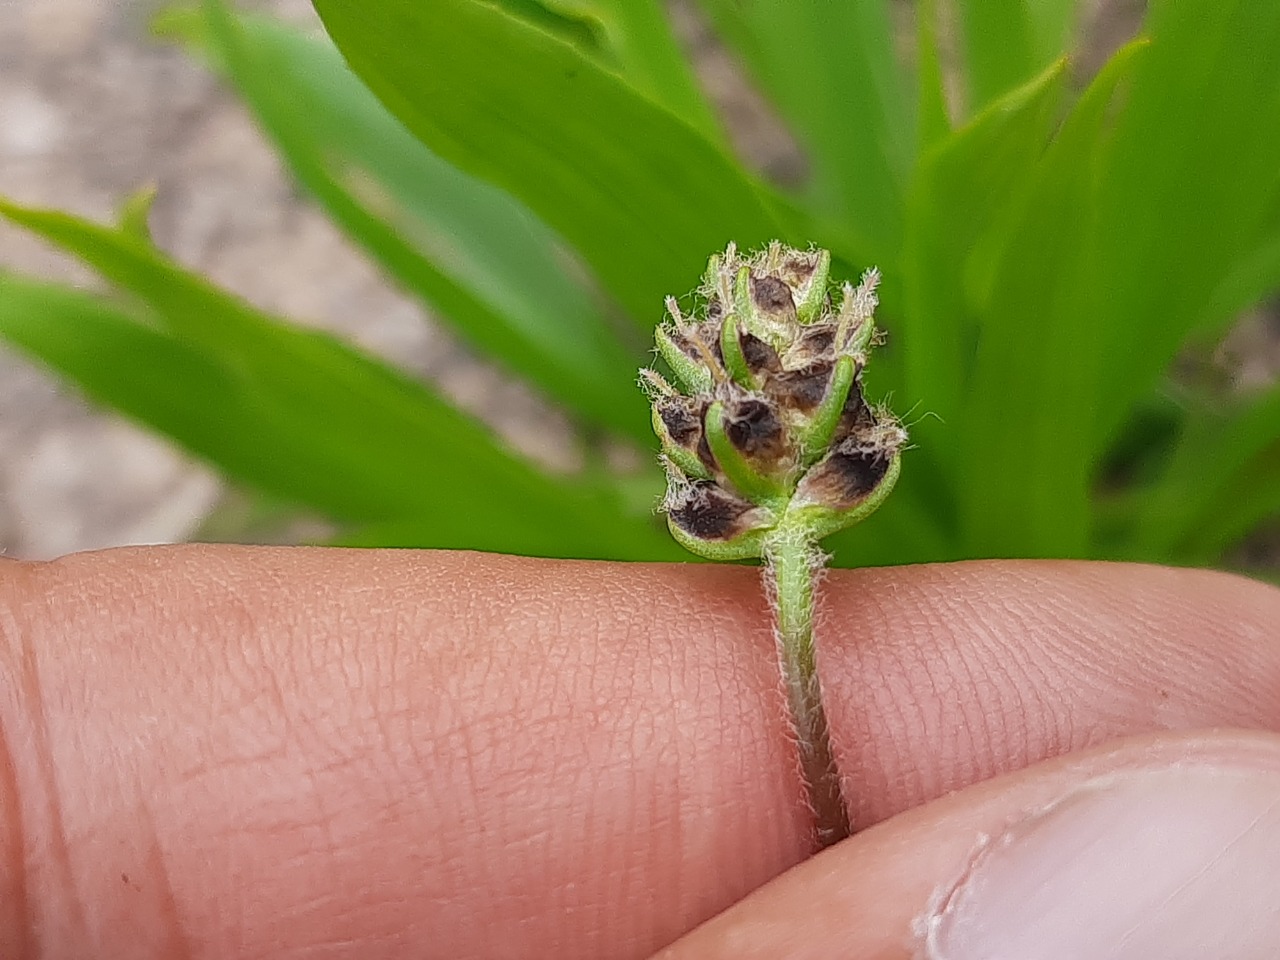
<box><xmin>899</xmin><ymin>59</ymin><xmax>1068</xmax><ymax>460</ymax></box>
<box><xmin>956</xmin><ymin>40</ymin><xmax>1148</xmax><ymax>557</ymax></box>
<box><xmin>955</xmin><ymin>0</ymin><xmax>1079</xmax><ymax>112</ymax></box>
<box><xmin>693</xmin><ymin>0</ymin><xmax>913</xmax><ymax>259</ymax></box>
<box><xmin>1176</xmin><ymin>443</ymin><xmax>1280</xmax><ymax>566</ymax></box>
<box><xmin>0</xmin><ymin>274</ymin><xmax>312</xmax><ymax>498</ymax></box>
<box><xmin>117</xmin><ymin>183</ymin><xmax>159</xmax><ymax>242</ymax></box>
<box><xmin>1129</xmin><ymin>387</ymin><xmax>1280</xmax><ymax>563</ymax></box>
<box><xmin>484</xmin><ymin>0</ymin><xmax>605</xmax><ymax>53</ymax></box>
<box><xmin>310</xmin><ymin>0</ymin><xmax>783</xmax><ymax>327</ymax></box>
<box><xmin>530</xmin><ymin>0</ymin><xmax>723</xmax><ymax>141</ymax></box>
<box><xmin>1091</xmin><ymin>0</ymin><xmax>1280</xmax><ymax>445</ymax></box>
<box><xmin>0</xmin><ymin>198</ymin><xmax>672</xmax><ymax>559</ymax></box>
<box><xmin>914</xmin><ymin>0</ymin><xmax>952</xmax><ymax>152</ymax></box>
<box><xmin>1199</xmin><ymin>231</ymin><xmax>1280</xmax><ymax>347</ymax></box>
<box><xmin>159</xmin><ymin>2</ymin><xmax>650</xmax><ymax>443</ymax></box>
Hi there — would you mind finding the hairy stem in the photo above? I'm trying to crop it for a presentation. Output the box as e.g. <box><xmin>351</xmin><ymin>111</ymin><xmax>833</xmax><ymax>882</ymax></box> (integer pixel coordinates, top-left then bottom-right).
<box><xmin>764</xmin><ymin>522</ymin><xmax>851</xmax><ymax>849</ymax></box>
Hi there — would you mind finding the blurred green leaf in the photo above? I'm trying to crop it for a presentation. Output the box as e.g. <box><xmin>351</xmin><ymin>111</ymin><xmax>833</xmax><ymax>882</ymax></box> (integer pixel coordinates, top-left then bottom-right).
<box><xmin>957</xmin><ymin>40</ymin><xmax>1147</xmax><ymax>557</ymax></box>
<box><xmin>1091</xmin><ymin>0</ymin><xmax>1280</xmax><ymax>444</ymax></box>
<box><xmin>157</xmin><ymin>1</ymin><xmax>650</xmax><ymax>443</ymax></box>
<box><xmin>955</xmin><ymin>43</ymin><xmax>1146</xmax><ymax>557</ymax></box>
<box><xmin>0</xmin><ymin>198</ymin><xmax>676</xmax><ymax>559</ymax></box>
<box><xmin>1200</xmin><ymin>233</ymin><xmax>1280</xmax><ymax>346</ymax></box>
<box><xmin>826</xmin><ymin>479</ymin><xmax>960</xmax><ymax>568</ymax></box>
<box><xmin>0</xmin><ymin>273</ymin><xmax>311</xmax><ymax>496</ymax></box>
<box><xmin>900</xmin><ymin>59</ymin><xmax>1068</xmax><ymax>457</ymax></box>
<box><xmin>117</xmin><ymin>182</ymin><xmax>159</xmax><ymax>242</ymax></box>
<box><xmin>694</xmin><ymin>0</ymin><xmax>912</xmax><ymax>259</ymax></box>
<box><xmin>1129</xmin><ymin>387</ymin><xmax>1280</xmax><ymax>562</ymax></box>
<box><xmin>310</xmin><ymin>0</ymin><xmax>782</xmax><ymax>326</ymax></box>
<box><xmin>528</xmin><ymin>0</ymin><xmax>723</xmax><ymax>140</ymax></box>
<box><xmin>1177</xmin><ymin>443</ymin><xmax>1280</xmax><ymax>566</ymax></box>
<box><xmin>956</xmin><ymin>0</ymin><xmax>1079</xmax><ymax>111</ymax></box>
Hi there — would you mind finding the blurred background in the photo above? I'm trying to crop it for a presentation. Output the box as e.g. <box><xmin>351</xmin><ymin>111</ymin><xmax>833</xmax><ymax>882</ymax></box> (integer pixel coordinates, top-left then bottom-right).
<box><xmin>2</xmin><ymin>0</ymin><xmax>560</xmax><ymax>556</ymax></box>
<box><xmin>1</xmin><ymin>0</ymin><xmax>1275</xmax><ymax>561</ymax></box>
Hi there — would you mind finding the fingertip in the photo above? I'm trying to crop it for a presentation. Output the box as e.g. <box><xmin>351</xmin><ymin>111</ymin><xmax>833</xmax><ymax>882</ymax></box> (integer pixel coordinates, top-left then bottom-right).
<box><xmin>655</xmin><ymin>730</ymin><xmax>1280</xmax><ymax>960</ymax></box>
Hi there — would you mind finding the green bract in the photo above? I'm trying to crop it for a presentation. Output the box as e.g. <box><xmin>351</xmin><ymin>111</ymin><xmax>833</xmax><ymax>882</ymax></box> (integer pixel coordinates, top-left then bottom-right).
<box><xmin>643</xmin><ymin>243</ymin><xmax>905</xmax><ymax>561</ymax></box>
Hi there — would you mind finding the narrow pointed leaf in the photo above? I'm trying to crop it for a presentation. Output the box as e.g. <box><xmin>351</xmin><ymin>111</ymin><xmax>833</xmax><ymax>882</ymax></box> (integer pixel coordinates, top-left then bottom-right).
<box><xmin>915</xmin><ymin>0</ymin><xmax>951</xmax><ymax>151</ymax></box>
<box><xmin>956</xmin><ymin>0</ymin><xmax>1079</xmax><ymax>111</ymax></box>
<box><xmin>160</xmin><ymin>2</ymin><xmax>650</xmax><ymax>442</ymax></box>
<box><xmin>0</xmin><ymin>200</ymin><xmax>671</xmax><ymax>558</ymax></box>
<box><xmin>310</xmin><ymin>0</ymin><xmax>783</xmax><ymax>326</ymax></box>
<box><xmin>531</xmin><ymin>0</ymin><xmax>723</xmax><ymax>140</ymax></box>
<box><xmin>694</xmin><ymin>0</ymin><xmax>913</xmax><ymax>259</ymax></box>
<box><xmin>1092</xmin><ymin>0</ymin><xmax>1280</xmax><ymax>444</ymax></box>
<box><xmin>1130</xmin><ymin>387</ymin><xmax>1280</xmax><ymax>562</ymax></box>
<box><xmin>957</xmin><ymin>42</ymin><xmax>1146</xmax><ymax>557</ymax></box>
<box><xmin>900</xmin><ymin>60</ymin><xmax>1068</xmax><ymax>468</ymax></box>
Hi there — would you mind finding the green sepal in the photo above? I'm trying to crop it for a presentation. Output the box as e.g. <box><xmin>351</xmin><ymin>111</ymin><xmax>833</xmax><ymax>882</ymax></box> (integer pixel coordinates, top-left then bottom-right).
<box><xmin>798</xmin><ymin>355</ymin><xmax>856</xmax><ymax>467</ymax></box>
<box><xmin>666</xmin><ymin>515</ymin><xmax>770</xmax><ymax>561</ymax></box>
<box><xmin>795</xmin><ymin>248</ymin><xmax>831</xmax><ymax>324</ymax></box>
<box><xmin>704</xmin><ymin>400</ymin><xmax>787</xmax><ymax>504</ymax></box>
<box><xmin>719</xmin><ymin>315</ymin><xmax>756</xmax><ymax>389</ymax></box>
<box><xmin>655</xmin><ymin>323</ymin><xmax>714</xmax><ymax>394</ymax></box>
<box><xmin>789</xmin><ymin>453</ymin><xmax>901</xmax><ymax>540</ymax></box>
<box><xmin>844</xmin><ymin>316</ymin><xmax>876</xmax><ymax>356</ymax></box>
<box><xmin>731</xmin><ymin>264</ymin><xmax>780</xmax><ymax>348</ymax></box>
<box><xmin>702</xmin><ymin>249</ymin><xmax>726</xmax><ymax>292</ymax></box>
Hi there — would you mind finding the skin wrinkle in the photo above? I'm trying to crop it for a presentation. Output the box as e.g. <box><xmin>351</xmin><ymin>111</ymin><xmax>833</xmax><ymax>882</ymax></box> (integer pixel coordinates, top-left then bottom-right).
<box><xmin>8</xmin><ymin>573</ymin><xmax>91</xmax><ymax>957</ymax></box>
<box><xmin>134</xmin><ymin>798</ymin><xmax>195</xmax><ymax>960</ymax></box>
<box><xmin>0</xmin><ymin>591</ymin><xmax>35</xmax><ymax>960</ymax></box>
<box><xmin>0</xmin><ymin>548</ymin><xmax>1276</xmax><ymax>959</ymax></box>
<box><xmin>954</xmin><ymin>589</ymin><xmax>1033</xmax><ymax>772</ymax></box>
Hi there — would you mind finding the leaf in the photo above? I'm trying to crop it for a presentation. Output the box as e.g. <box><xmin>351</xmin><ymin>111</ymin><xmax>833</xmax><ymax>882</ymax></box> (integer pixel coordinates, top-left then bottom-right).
<box><xmin>914</xmin><ymin>0</ymin><xmax>952</xmax><ymax>152</ymax></box>
<box><xmin>0</xmin><ymin>198</ymin><xmax>674</xmax><ymax>559</ymax></box>
<box><xmin>955</xmin><ymin>40</ymin><xmax>1148</xmax><ymax>557</ymax></box>
<box><xmin>158</xmin><ymin>2</ymin><xmax>650</xmax><ymax>443</ymax></box>
<box><xmin>899</xmin><ymin>59</ymin><xmax>1068</xmax><ymax>464</ymax></box>
<box><xmin>1090</xmin><ymin>0</ymin><xmax>1280</xmax><ymax>446</ymax></box>
<box><xmin>955</xmin><ymin>0</ymin><xmax>1080</xmax><ymax>112</ymax></box>
<box><xmin>1176</xmin><ymin>442</ymin><xmax>1280</xmax><ymax>566</ymax></box>
<box><xmin>310</xmin><ymin>0</ymin><xmax>783</xmax><ymax>327</ymax></box>
<box><xmin>693</xmin><ymin>0</ymin><xmax>913</xmax><ymax>259</ymax></box>
<box><xmin>1199</xmin><ymin>231</ymin><xmax>1280</xmax><ymax>347</ymax></box>
<box><xmin>531</xmin><ymin>0</ymin><xmax>724</xmax><ymax>140</ymax></box>
<box><xmin>1128</xmin><ymin>387</ymin><xmax>1280</xmax><ymax>563</ymax></box>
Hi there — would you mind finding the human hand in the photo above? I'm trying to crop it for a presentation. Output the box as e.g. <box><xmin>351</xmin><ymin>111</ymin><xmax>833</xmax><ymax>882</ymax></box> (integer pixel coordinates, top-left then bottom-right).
<box><xmin>1</xmin><ymin>546</ymin><xmax>1277</xmax><ymax>958</ymax></box>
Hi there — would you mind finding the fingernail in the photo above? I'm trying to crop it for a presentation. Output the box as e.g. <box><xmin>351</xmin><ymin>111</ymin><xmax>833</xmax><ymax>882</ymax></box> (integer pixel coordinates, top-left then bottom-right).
<box><xmin>923</xmin><ymin>764</ymin><xmax>1280</xmax><ymax>959</ymax></box>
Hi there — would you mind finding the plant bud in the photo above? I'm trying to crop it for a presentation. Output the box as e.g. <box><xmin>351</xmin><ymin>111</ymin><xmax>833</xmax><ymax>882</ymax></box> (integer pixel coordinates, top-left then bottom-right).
<box><xmin>641</xmin><ymin>242</ymin><xmax>905</xmax><ymax>559</ymax></box>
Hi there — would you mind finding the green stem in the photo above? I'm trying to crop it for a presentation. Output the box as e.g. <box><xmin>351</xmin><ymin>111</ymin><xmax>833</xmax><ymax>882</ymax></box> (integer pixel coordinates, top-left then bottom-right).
<box><xmin>764</xmin><ymin>520</ymin><xmax>851</xmax><ymax>849</ymax></box>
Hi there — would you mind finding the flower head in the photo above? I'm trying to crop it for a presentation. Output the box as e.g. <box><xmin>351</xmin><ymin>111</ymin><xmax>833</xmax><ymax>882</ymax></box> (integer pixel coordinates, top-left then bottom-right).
<box><xmin>642</xmin><ymin>242</ymin><xmax>905</xmax><ymax>559</ymax></box>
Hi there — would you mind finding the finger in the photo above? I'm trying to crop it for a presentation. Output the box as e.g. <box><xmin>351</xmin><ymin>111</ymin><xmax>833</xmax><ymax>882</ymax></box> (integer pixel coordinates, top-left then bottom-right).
<box><xmin>0</xmin><ymin>548</ymin><xmax>1277</xmax><ymax>960</ymax></box>
<box><xmin>819</xmin><ymin>559</ymin><xmax>1280</xmax><ymax>824</ymax></box>
<box><xmin>654</xmin><ymin>729</ymin><xmax>1280</xmax><ymax>959</ymax></box>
